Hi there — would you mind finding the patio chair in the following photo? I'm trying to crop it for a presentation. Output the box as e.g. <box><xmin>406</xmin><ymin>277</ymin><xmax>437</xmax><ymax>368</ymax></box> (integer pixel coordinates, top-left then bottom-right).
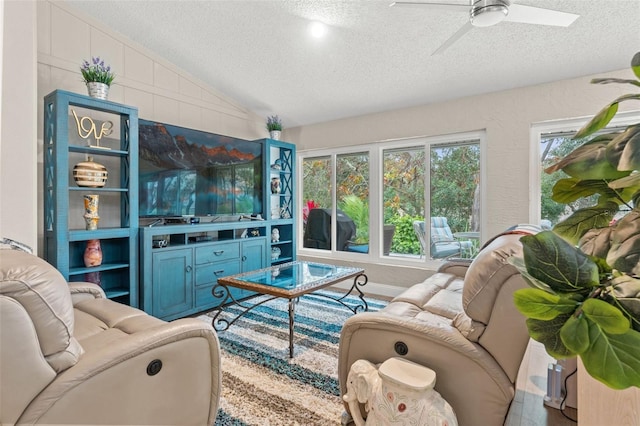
<box><xmin>413</xmin><ymin>217</ymin><xmax>472</xmax><ymax>259</ymax></box>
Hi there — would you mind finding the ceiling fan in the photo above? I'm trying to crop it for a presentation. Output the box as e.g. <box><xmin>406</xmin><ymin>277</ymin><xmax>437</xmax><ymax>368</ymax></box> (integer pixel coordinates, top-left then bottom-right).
<box><xmin>390</xmin><ymin>0</ymin><xmax>579</xmax><ymax>55</ymax></box>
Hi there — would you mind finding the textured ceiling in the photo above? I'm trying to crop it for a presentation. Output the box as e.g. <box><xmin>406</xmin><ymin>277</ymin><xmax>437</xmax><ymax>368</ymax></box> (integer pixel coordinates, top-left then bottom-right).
<box><xmin>66</xmin><ymin>0</ymin><xmax>640</xmax><ymax>127</ymax></box>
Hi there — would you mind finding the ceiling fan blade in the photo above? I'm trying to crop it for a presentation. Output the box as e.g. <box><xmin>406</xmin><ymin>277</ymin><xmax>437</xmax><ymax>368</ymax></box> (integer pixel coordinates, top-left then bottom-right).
<box><xmin>505</xmin><ymin>4</ymin><xmax>579</xmax><ymax>27</ymax></box>
<box><xmin>432</xmin><ymin>20</ymin><xmax>474</xmax><ymax>56</ymax></box>
<box><xmin>390</xmin><ymin>1</ymin><xmax>469</xmax><ymax>12</ymax></box>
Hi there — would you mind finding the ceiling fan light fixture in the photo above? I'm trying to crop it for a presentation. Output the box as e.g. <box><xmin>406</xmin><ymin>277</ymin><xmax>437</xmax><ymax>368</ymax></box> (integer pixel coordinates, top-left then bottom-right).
<box><xmin>470</xmin><ymin>3</ymin><xmax>509</xmax><ymax>27</ymax></box>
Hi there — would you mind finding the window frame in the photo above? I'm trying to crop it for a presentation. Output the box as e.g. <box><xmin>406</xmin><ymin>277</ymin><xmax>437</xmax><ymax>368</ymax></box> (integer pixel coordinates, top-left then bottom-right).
<box><xmin>297</xmin><ymin>130</ymin><xmax>487</xmax><ymax>267</ymax></box>
<box><xmin>529</xmin><ymin>110</ymin><xmax>640</xmax><ymax>225</ymax></box>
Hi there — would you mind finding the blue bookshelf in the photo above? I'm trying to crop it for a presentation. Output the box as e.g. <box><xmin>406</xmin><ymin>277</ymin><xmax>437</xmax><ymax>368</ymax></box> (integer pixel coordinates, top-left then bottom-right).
<box><xmin>43</xmin><ymin>90</ymin><xmax>139</xmax><ymax>307</ymax></box>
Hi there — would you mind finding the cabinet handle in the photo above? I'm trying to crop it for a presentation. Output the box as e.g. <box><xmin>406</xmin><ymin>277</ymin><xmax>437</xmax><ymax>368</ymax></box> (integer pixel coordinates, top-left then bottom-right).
<box><xmin>185</xmin><ymin>265</ymin><xmax>192</xmax><ymax>273</ymax></box>
<box><xmin>214</xmin><ymin>250</ymin><xmax>224</xmax><ymax>256</ymax></box>
<box><xmin>242</xmin><ymin>255</ymin><xmax>247</xmax><ymax>262</ymax></box>
<box><xmin>214</xmin><ymin>269</ymin><xmax>225</xmax><ymax>276</ymax></box>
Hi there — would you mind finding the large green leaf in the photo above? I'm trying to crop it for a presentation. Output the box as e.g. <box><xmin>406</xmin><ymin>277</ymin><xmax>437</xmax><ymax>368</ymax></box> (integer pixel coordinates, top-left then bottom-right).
<box><xmin>591</xmin><ymin>77</ymin><xmax>640</xmax><ymax>88</ymax></box>
<box><xmin>573</xmin><ymin>94</ymin><xmax>640</xmax><ymax>140</ymax></box>
<box><xmin>610</xmin><ymin>274</ymin><xmax>640</xmax><ymax>332</ymax></box>
<box><xmin>551</xmin><ymin>178</ymin><xmax>618</xmax><ymax>204</ymax></box>
<box><xmin>545</xmin><ymin>137</ymin><xmax>628</xmax><ymax>180</ymax></box>
<box><xmin>607</xmin><ymin>209</ymin><xmax>640</xmax><ymax>275</ymax></box>
<box><xmin>608</xmin><ymin>172</ymin><xmax>640</xmax><ymax>190</ymax></box>
<box><xmin>544</xmin><ymin>135</ymin><xmax>615</xmax><ymax>175</ymax></box>
<box><xmin>618</xmin><ymin>126</ymin><xmax>640</xmax><ymax>171</ymax></box>
<box><xmin>526</xmin><ymin>314</ymin><xmax>575</xmax><ymax>359</ymax></box>
<box><xmin>578</xmin><ymin>227</ymin><xmax>613</xmax><ymax>258</ymax></box>
<box><xmin>553</xmin><ymin>203</ymin><xmax>617</xmax><ymax>244</ymax></box>
<box><xmin>560</xmin><ymin>314</ymin><xmax>590</xmax><ymax>354</ymax></box>
<box><xmin>573</xmin><ymin>102</ymin><xmax>619</xmax><ymax>140</ymax></box>
<box><xmin>514</xmin><ymin>288</ymin><xmax>578</xmax><ymax>320</ymax></box>
<box><xmin>606</xmin><ymin>125</ymin><xmax>640</xmax><ymax>172</ymax></box>
<box><xmin>509</xmin><ymin>256</ymin><xmax>555</xmax><ymax>292</ymax></box>
<box><xmin>521</xmin><ymin>232</ymin><xmax>599</xmax><ymax>292</ymax></box>
<box><xmin>580</xmin><ymin>317</ymin><xmax>640</xmax><ymax>389</ymax></box>
<box><xmin>582</xmin><ymin>298</ymin><xmax>630</xmax><ymax>334</ymax></box>
<box><xmin>632</xmin><ymin>51</ymin><xmax>640</xmax><ymax>79</ymax></box>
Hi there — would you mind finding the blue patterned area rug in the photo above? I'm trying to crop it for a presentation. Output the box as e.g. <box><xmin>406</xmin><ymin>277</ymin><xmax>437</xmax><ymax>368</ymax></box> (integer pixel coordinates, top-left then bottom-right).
<box><xmin>196</xmin><ymin>290</ymin><xmax>387</xmax><ymax>426</ymax></box>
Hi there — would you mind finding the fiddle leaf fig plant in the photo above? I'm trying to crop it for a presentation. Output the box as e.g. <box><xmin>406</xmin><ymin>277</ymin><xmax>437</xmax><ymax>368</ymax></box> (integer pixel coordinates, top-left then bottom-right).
<box><xmin>512</xmin><ymin>51</ymin><xmax>640</xmax><ymax>390</ymax></box>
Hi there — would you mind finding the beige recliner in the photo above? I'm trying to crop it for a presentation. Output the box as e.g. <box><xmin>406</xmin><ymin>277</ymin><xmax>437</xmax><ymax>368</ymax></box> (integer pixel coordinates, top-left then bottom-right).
<box><xmin>339</xmin><ymin>231</ymin><xmax>532</xmax><ymax>426</ymax></box>
<box><xmin>0</xmin><ymin>249</ymin><xmax>221</xmax><ymax>426</ymax></box>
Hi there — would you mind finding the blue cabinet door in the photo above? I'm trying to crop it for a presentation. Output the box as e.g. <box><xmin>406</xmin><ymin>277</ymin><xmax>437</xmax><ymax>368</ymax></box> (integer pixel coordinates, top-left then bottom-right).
<box><xmin>241</xmin><ymin>238</ymin><xmax>267</xmax><ymax>272</ymax></box>
<box><xmin>152</xmin><ymin>249</ymin><xmax>193</xmax><ymax>318</ymax></box>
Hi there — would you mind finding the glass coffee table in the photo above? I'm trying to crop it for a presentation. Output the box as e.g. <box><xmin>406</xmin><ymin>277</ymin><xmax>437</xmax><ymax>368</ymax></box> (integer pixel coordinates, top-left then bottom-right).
<box><xmin>210</xmin><ymin>261</ymin><xmax>368</xmax><ymax>358</ymax></box>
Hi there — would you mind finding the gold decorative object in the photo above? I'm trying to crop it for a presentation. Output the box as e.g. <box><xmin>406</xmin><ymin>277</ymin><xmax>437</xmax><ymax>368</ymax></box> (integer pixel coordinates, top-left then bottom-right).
<box><xmin>83</xmin><ymin>194</ymin><xmax>100</xmax><ymax>230</ymax></box>
<box><xmin>73</xmin><ymin>157</ymin><xmax>108</xmax><ymax>188</ymax></box>
<box><xmin>72</xmin><ymin>109</ymin><xmax>113</xmax><ymax>149</ymax></box>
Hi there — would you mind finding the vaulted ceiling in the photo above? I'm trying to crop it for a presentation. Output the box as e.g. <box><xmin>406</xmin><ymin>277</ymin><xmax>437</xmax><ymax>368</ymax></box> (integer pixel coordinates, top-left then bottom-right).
<box><xmin>66</xmin><ymin>0</ymin><xmax>640</xmax><ymax>127</ymax></box>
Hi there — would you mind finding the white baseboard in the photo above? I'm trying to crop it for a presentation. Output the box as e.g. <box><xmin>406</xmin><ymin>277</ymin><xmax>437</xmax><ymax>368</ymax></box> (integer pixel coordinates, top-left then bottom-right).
<box><xmin>329</xmin><ymin>280</ymin><xmax>404</xmax><ymax>300</ymax></box>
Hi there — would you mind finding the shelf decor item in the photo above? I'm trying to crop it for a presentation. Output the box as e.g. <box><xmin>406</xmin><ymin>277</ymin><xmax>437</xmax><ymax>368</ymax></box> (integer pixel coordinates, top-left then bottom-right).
<box><xmin>71</xmin><ymin>109</ymin><xmax>114</xmax><ymax>150</ymax></box>
<box><xmin>73</xmin><ymin>156</ymin><xmax>108</xmax><ymax>187</ymax></box>
<box><xmin>83</xmin><ymin>239</ymin><xmax>103</xmax><ymax>267</ymax></box>
<box><xmin>83</xmin><ymin>194</ymin><xmax>100</xmax><ymax>230</ymax></box>
<box><xmin>266</xmin><ymin>115</ymin><xmax>282</xmax><ymax>140</ymax></box>
<box><xmin>80</xmin><ymin>57</ymin><xmax>115</xmax><ymax>100</ymax></box>
<box><xmin>271</xmin><ymin>246</ymin><xmax>281</xmax><ymax>261</ymax></box>
<box><xmin>271</xmin><ymin>177</ymin><xmax>281</xmax><ymax>194</ymax></box>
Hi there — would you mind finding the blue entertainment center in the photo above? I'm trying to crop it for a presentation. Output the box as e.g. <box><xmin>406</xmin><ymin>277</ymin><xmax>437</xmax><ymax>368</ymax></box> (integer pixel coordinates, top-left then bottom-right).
<box><xmin>44</xmin><ymin>90</ymin><xmax>296</xmax><ymax>320</ymax></box>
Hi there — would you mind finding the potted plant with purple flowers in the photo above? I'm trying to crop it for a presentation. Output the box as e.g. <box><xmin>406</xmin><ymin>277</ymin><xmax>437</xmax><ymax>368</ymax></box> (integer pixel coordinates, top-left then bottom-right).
<box><xmin>81</xmin><ymin>57</ymin><xmax>115</xmax><ymax>100</ymax></box>
<box><xmin>266</xmin><ymin>115</ymin><xmax>283</xmax><ymax>140</ymax></box>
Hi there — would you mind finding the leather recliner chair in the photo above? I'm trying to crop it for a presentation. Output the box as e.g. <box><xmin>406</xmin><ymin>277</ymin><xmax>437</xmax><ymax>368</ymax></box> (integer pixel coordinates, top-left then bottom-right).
<box><xmin>0</xmin><ymin>249</ymin><xmax>221</xmax><ymax>425</ymax></box>
<box><xmin>339</xmin><ymin>231</ymin><xmax>533</xmax><ymax>426</ymax></box>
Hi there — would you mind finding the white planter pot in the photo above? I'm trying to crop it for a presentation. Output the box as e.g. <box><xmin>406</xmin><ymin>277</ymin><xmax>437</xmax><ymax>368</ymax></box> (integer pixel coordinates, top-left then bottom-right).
<box><xmin>269</xmin><ymin>130</ymin><xmax>281</xmax><ymax>140</ymax></box>
<box><xmin>87</xmin><ymin>82</ymin><xmax>109</xmax><ymax>100</ymax></box>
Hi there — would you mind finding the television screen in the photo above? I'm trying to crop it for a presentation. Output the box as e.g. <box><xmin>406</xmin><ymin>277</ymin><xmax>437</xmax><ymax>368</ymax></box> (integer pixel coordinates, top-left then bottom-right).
<box><xmin>138</xmin><ymin>119</ymin><xmax>263</xmax><ymax>218</ymax></box>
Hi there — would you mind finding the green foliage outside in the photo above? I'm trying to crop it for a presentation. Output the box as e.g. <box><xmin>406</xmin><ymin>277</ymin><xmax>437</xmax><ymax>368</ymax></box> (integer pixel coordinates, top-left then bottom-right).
<box><xmin>387</xmin><ymin>215</ymin><xmax>423</xmax><ymax>254</ymax></box>
<box><xmin>430</xmin><ymin>144</ymin><xmax>480</xmax><ymax>233</ymax></box>
<box><xmin>302</xmin><ymin>144</ymin><xmax>480</xmax><ymax>257</ymax></box>
<box><xmin>339</xmin><ymin>195</ymin><xmax>369</xmax><ymax>244</ymax></box>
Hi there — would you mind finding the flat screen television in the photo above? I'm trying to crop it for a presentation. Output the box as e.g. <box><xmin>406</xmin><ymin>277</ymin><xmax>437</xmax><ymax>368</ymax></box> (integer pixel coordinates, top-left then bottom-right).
<box><xmin>138</xmin><ymin>119</ymin><xmax>263</xmax><ymax>219</ymax></box>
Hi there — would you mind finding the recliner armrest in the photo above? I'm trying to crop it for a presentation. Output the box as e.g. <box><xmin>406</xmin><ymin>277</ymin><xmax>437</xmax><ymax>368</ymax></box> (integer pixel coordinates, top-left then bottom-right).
<box><xmin>437</xmin><ymin>258</ymin><xmax>472</xmax><ymax>278</ymax></box>
<box><xmin>68</xmin><ymin>282</ymin><xmax>106</xmax><ymax>305</ymax></box>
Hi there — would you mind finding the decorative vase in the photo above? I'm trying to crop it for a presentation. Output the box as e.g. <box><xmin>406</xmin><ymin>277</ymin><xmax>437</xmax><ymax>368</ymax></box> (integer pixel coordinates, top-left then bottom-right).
<box><xmin>269</xmin><ymin>130</ymin><xmax>281</xmax><ymax>140</ymax></box>
<box><xmin>271</xmin><ymin>177</ymin><xmax>281</xmax><ymax>194</ymax></box>
<box><xmin>87</xmin><ymin>82</ymin><xmax>109</xmax><ymax>100</ymax></box>
<box><xmin>73</xmin><ymin>157</ymin><xmax>108</xmax><ymax>188</ymax></box>
<box><xmin>84</xmin><ymin>239</ymin><xmax>103</xmax><ymax>267</ymax></box>
<box><xmin>83</xmin><ymin>194</ymin><xmax>100</xmax><ymax>230</ymax></box>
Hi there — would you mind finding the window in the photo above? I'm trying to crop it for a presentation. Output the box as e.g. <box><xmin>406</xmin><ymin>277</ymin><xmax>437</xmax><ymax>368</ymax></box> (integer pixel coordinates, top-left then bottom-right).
<box><xmin>532</xmin><ymin>111</ymin><xmax>638</xmax><ymax>227</ymax></box>
<box><xmin>300</xmin><ymin>132</ymin><xmax>483</xmax><ymax>262</ymax></box>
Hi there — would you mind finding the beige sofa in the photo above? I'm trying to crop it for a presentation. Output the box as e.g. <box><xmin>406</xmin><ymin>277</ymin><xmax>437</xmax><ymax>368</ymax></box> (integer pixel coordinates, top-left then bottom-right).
<box><xmin>339</xmin><ymin>231</ymin><xmax>532</xmax><ymax>426</ymax></box>
<box><xmin>0</xmin><ymin>249</ymin><xmax>221</xmax><ymax>425</ymax></box>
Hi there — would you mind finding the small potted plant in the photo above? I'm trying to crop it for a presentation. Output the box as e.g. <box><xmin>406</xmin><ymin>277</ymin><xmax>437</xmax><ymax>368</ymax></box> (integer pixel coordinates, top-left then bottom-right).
<box><xmin>81</xmin><ymin>57</ymin><xmax>115</xmax><ymax>100</ymax></box>
<box><xmin>266</xmin><ymin>115</ymin><xmax>283</xmax><ymax>140</ymax></box>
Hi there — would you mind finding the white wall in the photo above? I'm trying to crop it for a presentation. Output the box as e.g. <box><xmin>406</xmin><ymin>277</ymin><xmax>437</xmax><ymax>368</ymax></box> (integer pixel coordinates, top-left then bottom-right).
<box><xmin>1</xmin><ymin>0</ymin><xmax>37</xmax><ymax>250</ymax></box>
<box><xmin>31</xmin><ymin>0</ymin><xmax>269</xmax><ymax>253</ymax></box>
<box><xmin>286</xmin><ymin>67</ymin><xmax>636</xmax><ymax>240</ymax></box>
